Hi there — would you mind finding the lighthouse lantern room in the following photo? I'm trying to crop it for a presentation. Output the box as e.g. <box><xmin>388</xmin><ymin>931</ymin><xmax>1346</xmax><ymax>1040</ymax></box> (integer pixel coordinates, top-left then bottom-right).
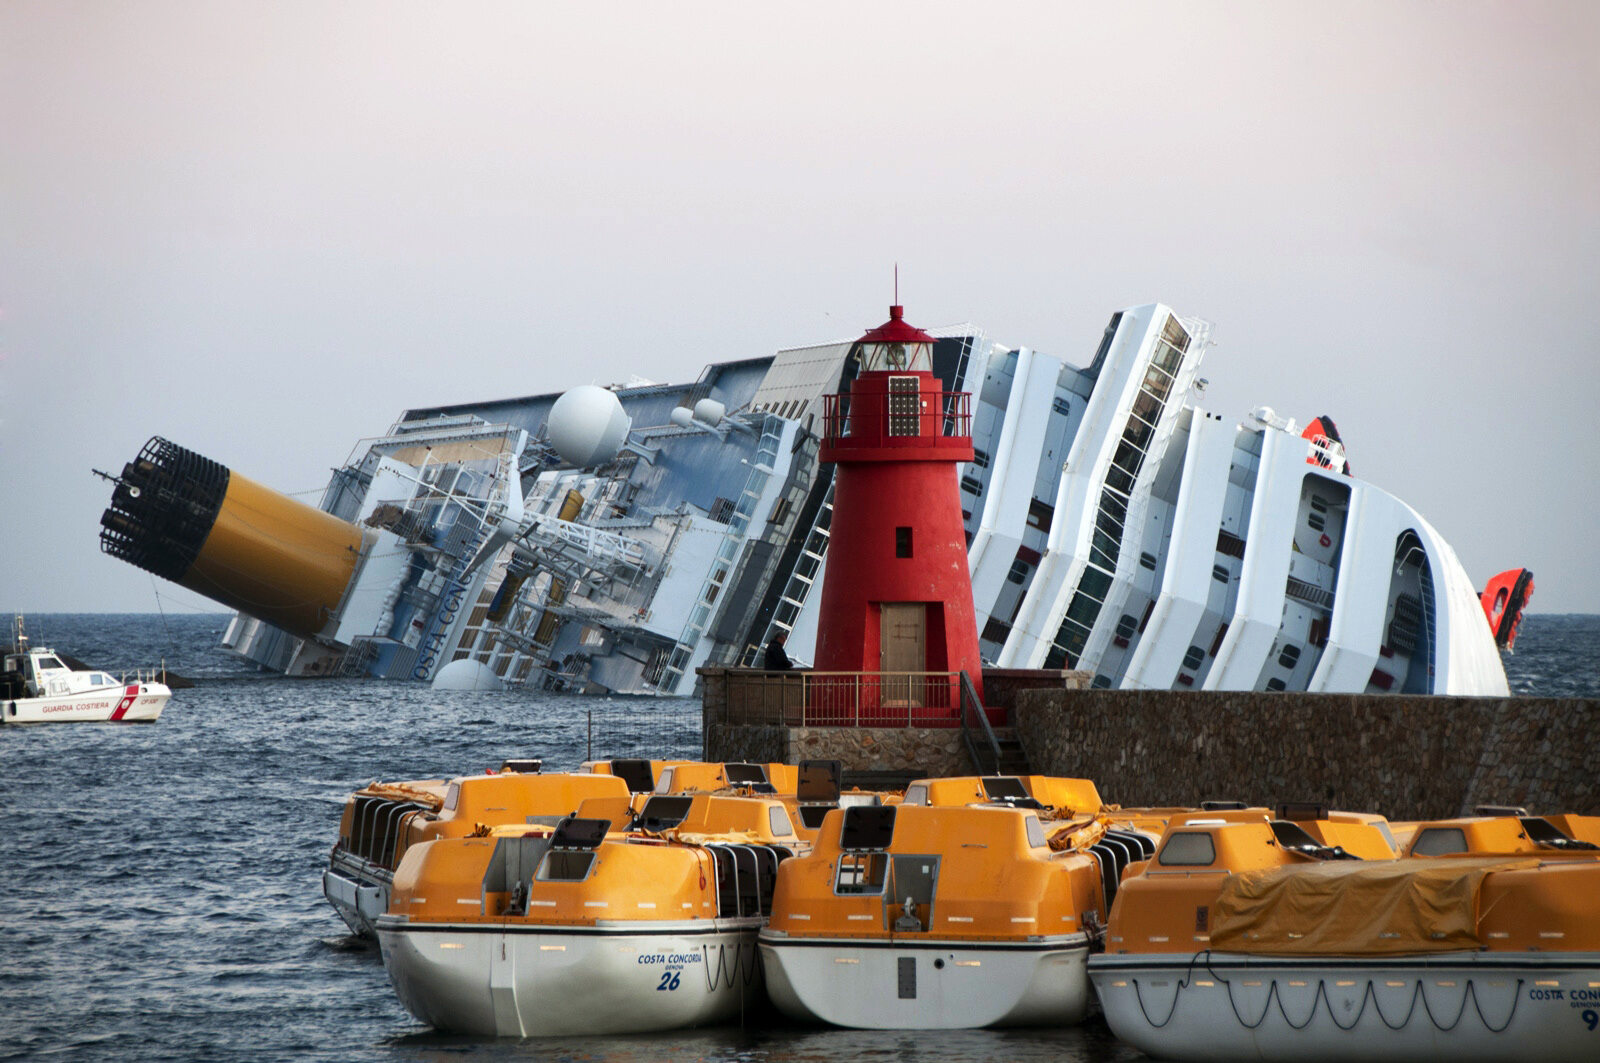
<box><xmin>814</xmin><ymin>304</ymin><xmax>986</xmax><ymax>712</ymax></box>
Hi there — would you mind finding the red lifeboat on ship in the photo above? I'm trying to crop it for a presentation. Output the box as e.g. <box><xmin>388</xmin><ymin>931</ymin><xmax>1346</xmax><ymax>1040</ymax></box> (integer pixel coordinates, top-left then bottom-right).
<box><xmin>1480</xmin><ymin>568</ymin><xmax>1535</xmax><ymax>652</ymax></box>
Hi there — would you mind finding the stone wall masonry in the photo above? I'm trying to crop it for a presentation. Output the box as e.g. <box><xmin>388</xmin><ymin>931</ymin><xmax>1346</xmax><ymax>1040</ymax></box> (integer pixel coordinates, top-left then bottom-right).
<box><xmin>1014</xmin><ymin>689</ymin><xmax>1600</xmax><ymax>820</ymax></box>
<box><xmin>705</xmin><ymin>722</ymin><xmax>972</xmax><ymax>778</ymax></box>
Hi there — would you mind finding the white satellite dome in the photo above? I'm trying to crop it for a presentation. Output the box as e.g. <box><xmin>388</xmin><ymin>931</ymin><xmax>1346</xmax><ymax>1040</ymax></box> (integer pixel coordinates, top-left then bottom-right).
<box><xmin>432</xmin><ymin>658</ymin><xmax>506</xmax><ymax>692</ymax></box>
<box><xmin>547</xmin><ymin>385</ymin><xmax>633</xmax><ymax>467</ymax></box>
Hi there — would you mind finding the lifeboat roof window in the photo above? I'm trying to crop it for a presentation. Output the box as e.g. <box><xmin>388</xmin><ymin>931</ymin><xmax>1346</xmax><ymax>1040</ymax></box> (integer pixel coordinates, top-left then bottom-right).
<box><xmin>1157</xmin><ymin>831</ymin><xmax>1217</xmax><ymax>866</ymax></box>
<box><xmin>1410</xmin><ymin>827</ymin><xmax>1468</xmax><ymax>856</ymax></box>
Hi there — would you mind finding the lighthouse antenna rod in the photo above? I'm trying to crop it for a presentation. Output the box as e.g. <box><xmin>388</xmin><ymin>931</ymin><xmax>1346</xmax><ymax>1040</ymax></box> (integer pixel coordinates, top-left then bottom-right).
<box><xmin>894</xmin><ymin>263</ymin><xmax>898</xmax><ymax>305</ymax></box>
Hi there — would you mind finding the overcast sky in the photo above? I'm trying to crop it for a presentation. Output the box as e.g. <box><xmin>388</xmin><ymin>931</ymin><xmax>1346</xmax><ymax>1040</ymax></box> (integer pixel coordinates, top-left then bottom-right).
<box><xmin>3</xmin><ymin>1</ymin><xmax>1597</xmax><ymax>615</ymax></box>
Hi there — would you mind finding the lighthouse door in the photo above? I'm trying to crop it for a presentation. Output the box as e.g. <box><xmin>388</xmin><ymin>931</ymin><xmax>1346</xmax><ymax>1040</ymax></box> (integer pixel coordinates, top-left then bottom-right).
<box><xmin>879</xmin><ymin>603</ymin><xmax>927</xmax><ymax>707</ymax></box>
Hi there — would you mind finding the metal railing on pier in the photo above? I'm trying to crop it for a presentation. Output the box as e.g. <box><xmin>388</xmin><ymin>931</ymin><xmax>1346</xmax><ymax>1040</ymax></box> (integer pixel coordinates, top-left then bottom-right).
<box><xmin>715</xmin><ymin>670</ymin><xmax>966</xmax><ymax>728</ymax></box>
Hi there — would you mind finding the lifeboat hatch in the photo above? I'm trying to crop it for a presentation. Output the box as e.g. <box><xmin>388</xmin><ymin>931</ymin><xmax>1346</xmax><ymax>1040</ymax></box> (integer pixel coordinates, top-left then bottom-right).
<box><xmin>636</xmin><ymin>796</ymin><xmax>693</xmax><ymax>832</ymax></box>
<box><xmin>610</xmin><ymin>759</ymin><xmax>656</xmax><ymax>794</ymax></box>
<box><xmin>981</xmin><ymin>776</ymin><xmax>1045</xmax><ymax>809</ymax></box>
<box><xmin>840</xmin><ymin>805</ymin><xmax>896</xmax><ymax>851</ymax></box>
<box><xmin>725</xmin><ymin>762</ymin><xmax>776</xmax><ymax>793</ymax></box>
<box><xmin>886</xmin><ymin>855</ymin><xmax>940</xmax><ymax>934</ymax></box>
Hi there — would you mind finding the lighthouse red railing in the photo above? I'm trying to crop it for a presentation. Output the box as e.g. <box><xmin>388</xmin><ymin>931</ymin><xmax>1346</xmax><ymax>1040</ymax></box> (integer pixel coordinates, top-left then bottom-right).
<box><xmin>822</xmin><ymin>390</ymin><xmax>971</xmax><ymax>448</ymax></box>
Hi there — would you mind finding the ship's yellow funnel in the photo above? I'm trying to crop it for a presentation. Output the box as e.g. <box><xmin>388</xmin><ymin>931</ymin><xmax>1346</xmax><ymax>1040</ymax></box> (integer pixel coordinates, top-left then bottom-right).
<box><xmin>100</xmin><ymin>437</ymin><xmax>369</xmax><ymax>639</ymax></box>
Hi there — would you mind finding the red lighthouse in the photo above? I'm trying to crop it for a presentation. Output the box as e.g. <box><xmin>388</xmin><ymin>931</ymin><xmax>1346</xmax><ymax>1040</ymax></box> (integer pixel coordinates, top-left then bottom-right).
<box><xmin>814</xmin><ymin>304</ymin><xmax>985</xmax><ymax>713</ymax></box>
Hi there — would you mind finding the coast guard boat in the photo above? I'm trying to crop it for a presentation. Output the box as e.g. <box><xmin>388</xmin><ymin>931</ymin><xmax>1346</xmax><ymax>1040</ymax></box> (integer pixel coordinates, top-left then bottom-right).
<box><xmin>1</xmin><ymin>617</ymin><xmax>170</xmax><ymax>724</ymax></box>
<box><xmin>97</xmin><ymin>301</ymin><xmax>1530</xmax><ymax>696</ymax></box>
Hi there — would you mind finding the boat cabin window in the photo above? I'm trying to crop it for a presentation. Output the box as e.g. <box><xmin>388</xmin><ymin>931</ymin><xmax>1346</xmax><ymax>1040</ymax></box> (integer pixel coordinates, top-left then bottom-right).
<box><xmin>91</xmin><ymin>673</ymin><xmax>115</xmax><ymax>686</ymax></box>
<box><xmin>444</xmin><ymin>783</ymin><xmax>461</xmax><ymax>812</ymax></box>
<box><xmin>1410</xmin><ymin>827</ymin><xmax>1468</xmax><ymax>856</ymax></box>
<box><xmin>1157</xmin><ymin>831</ymin><xmax>1217</xmax><ymax>866</ymax></box>
<box><xmin>655</xmin><ymin>767</ymin><xmax>676</xmax><ymax>793</ymax></box>
<box><xmin>37</xmin><ymin>656</ymin><xmax>65</xmax><ymax>671</ymax></box>
<box><xmin>902</xmin><ymin>785</ymin><xmax>928</xmax><ymax>807</ymax></box>
<box><xmin>835</xmin><ymin>852</ymin><xmax>889</xmax><ymax>895</ymax></box>
<box><xmin>1026</xmin><ymin>815</ymin><xmax>1047</xmax><ymax>849</ymax></box>
<box><xmin>767</xmin><ymin>805</ymin><xmax>795</xmax><ymax>838</ymax></box>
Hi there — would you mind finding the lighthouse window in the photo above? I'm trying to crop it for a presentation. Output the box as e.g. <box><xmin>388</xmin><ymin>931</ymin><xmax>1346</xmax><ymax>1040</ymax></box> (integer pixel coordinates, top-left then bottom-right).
<box><xmin>896</xmin><ymin>527</ymin><xmax>913</xmax><ymax>558</ymax></box>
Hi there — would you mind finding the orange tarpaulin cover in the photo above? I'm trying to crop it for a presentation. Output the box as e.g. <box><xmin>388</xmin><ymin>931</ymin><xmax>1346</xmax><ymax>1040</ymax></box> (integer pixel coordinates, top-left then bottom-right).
<box><xmin>1209</xmin><ymin>856</ymin><xmax>1538</xmax><ymax>956</ymax></box>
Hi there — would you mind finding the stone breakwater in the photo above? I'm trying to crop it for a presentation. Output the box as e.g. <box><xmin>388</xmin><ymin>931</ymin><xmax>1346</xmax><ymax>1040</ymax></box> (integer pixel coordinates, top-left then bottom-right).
<box><xmin>1014</xmin><ymin>689</ymin><xmax>1600</xmax><ymax>820</ymax></box>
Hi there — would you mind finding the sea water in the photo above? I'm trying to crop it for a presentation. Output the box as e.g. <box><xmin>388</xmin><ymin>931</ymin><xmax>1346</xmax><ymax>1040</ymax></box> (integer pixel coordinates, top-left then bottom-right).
<box><xmin>1</xmin><ymin>613</ymin><xmax>1593</xmax><ymax>1062</ymax></box>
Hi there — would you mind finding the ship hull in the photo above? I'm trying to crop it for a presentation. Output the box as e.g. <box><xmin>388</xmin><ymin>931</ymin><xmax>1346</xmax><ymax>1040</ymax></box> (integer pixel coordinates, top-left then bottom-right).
<box><xmin>1090</xmin><ymin>951</ymin><xmax>1600</xmax><ymax>1063</ymax></box>
<box><xmin>377</xmin><ymin>919</ymin><xmax>763</xmax><ymax>1037</ymax></box>
<box><xmin>759</xmin><ymin>935</ymin><xmax>1092</xmax><ymax>1029</ymax></box>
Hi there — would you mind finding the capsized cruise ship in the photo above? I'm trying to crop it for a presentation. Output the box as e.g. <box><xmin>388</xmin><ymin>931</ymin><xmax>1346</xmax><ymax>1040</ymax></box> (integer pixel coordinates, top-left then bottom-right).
<box><xmin>98</xmin><ymin>302</ymin><xmax>1524</xmax><ymax>696</ymax></box>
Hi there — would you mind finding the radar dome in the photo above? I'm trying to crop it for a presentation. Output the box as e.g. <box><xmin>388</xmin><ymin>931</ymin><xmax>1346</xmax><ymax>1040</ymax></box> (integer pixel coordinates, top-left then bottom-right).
<box><xmin>432</xmin><ymin>658</ymin><xmax>506</xmax><ymax>692</ymax></box>
<box><xmin>548</xmin><ymin>385</ymin><xmax>633</xmax><ymax>467</ymax></box>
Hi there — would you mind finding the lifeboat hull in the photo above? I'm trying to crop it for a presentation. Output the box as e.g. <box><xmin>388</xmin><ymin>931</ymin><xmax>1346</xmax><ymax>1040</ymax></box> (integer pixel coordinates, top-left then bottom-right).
<box><xmin>2</xmin><ymin>683</ymin><xmax>169</xmax><ymax>723</ymax></box>
<box><xmin>376</xmin><ymin>920</ymin><xmax>763</xmax><ymax>1037</ymax></box>
<box><xmin>321</xmin><ymin>856</ymin><xmax>391</xmax><ymax>939</ymax></box>
<box><xmin>1090</xmin><ymin>951</ymin><xmax>1600</xmax><ymax>1063</ymax></box>
<box><xmin>759</xmin><ymin>935</ymin><xmax>1092</xmax><ymax>1029</ymax></box>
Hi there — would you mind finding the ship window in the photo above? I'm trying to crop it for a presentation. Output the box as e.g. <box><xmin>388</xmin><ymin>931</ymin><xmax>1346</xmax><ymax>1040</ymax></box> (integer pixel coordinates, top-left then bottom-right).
<box><xmin>1007</xmin><ymin>559</ymin><xmax>1029</xmax><ymax>584</ymax></box>
<box><xmin>1411</xmin><ymin>827</ymin><xmax>1469</xmax><ymax>856</ymax></box>
<box><xmin>972</xmin><ymin>448</ymin><xmax>990</xmax><ymax>468</ymax></box>
<box><xmin>1307</xmin><ymin>512</ymin><xmax>1326</xmax><ymax>532</ymax></box>
<box><xmin>1212</xmin><ymin>564</ymin><xmax>1230</xmax><ymax>583</ymax></box>
<box><xmin>709</xmin><ymin>497</ymin><xmax>735</xmax><ymax>524</ymax></box>
<box><xmin>768</xmin><ymin>805</ymin><xmax>795</xmax><ymax>838</ymax></box>
<box><xmin>1052</xmin><ymin>396</ymin><xmax>1071</xmax><ymax>416</ymax></box>
<box><xmin>834</xmin><ymin>853</ymin><xmax>889</xmax><ymax>895</ymax></box>
<box><xmin>1182</xmin><ymin>646</ymin><xmax>1205</xmax><ymax>671</ymax></box>
<box><xmin>768</xmin><ymin>497</ymin><xmax>791</xmax><ymax>524</ymax></box>
<box><xmin>1311</xmin><ymin>495</ymin><xmax>1329</xmax><ymax>513</ymax></box>
<box><xmin>37</xmin><ymin>656</ymin><xmax>65</xmax><ymax>671</ymax></box>
<box><xmin>981</xmin><ymin>618</ymin><xmax>1013</xmax><ymax>644</ymax></box>
<box><xmin>1265</xmin><ymin>677</ymin><xmax>1287</xmax><ymax>691</ymax></box>
<box><xmin>1115</xmin><ymin>614</ymin><xmax>1138</xmax><ymax>639</ymax></box>
<box><xmin>1278</xmin><ymin>644</ymin><xmax>1301</xmax><ymax>669</ymax></box>
<box><xmin>896</xmin><ymin>527</ymin><xmax>913</xmax><ymax>558</ymax></box>
<box><xmin>960</xmin><ymin>475</ymin><xmax>983</xmax><ymax>495</ymax></box>
<box><xmin>1158</xmin><ymin>831</ymin><xmax>1217</xmax><ymax>867</ymax></box>
<box><xmin>1091</xmin><ymin>674</ymin><xmax>1113</xmax><ymax>689</ymax></box>
<box><xmin>1139</xmin><ymin>552</ymin><xmax>1157</xmax><ymax>570</ymax></box>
